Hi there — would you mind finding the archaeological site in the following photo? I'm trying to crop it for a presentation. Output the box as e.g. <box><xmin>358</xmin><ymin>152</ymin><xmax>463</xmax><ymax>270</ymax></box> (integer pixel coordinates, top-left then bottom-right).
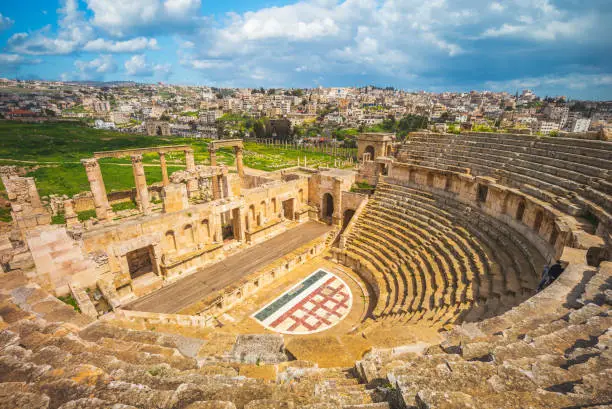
<box><xmin>0</xmin><ymin>131</ymin><xmax>611</xmax><ymax>409</ymax></box>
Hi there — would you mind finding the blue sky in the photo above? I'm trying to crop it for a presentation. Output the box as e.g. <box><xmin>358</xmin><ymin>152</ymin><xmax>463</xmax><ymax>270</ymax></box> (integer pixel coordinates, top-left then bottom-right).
<box><xmin>1</xmin><ymin>0</ymin><xmax>611</xmax><ymax>99</ymax></box>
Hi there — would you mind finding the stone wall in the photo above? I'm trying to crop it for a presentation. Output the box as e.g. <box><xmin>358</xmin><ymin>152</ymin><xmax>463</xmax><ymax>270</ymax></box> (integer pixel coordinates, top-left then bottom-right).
<box><xmin>73</xmin><ymin>175</ymin><xmax>311</xmax><ymax>303</ymax></box>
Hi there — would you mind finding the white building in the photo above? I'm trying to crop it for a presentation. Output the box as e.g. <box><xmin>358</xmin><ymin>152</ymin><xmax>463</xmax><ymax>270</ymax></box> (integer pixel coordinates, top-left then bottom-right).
<box><xmin>94</xmin><ymin>119</ymin><xmax>115</xmax><ymax>130</ymax></box>
<box><xmin>537</xmin><ymin>121</ymin><xmax>560</xmax><ymax>135</ymax></box>
<box><xmin>204</xmin><ymin>110</ymin><xmax>221</xmax><ymax>124</ymax></box>
<box><xmin>571</xmin><ymin>118</ymin><xmax>591</xmax><ymax>133</ymax></box>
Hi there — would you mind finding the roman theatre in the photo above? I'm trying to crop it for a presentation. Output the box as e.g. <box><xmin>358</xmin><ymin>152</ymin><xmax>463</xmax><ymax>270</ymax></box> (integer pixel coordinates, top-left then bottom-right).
<box><xmin>0</xmin><ymin>131</ymin><xmax>611</xmax><ymax>409</ymax></box>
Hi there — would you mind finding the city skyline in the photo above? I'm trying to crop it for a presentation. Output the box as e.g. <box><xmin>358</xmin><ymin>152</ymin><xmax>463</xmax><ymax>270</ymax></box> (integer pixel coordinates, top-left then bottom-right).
<box><xmin>1</xmin><ymin>0</ymin><xmax>612</xmax><ymax>100</ymax></box>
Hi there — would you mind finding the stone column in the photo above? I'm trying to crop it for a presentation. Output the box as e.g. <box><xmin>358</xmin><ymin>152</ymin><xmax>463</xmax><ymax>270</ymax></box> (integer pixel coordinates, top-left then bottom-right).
<box><xmin>131</xmin><ymin>154</ymin><xmax>151</xmax><ymax>215</ymax></box>
<box><xmin>215</xmin><ymin>213</ymin><xmax>224</xmax><ymax>242</ymax></box>
<box><xmin>209</xmin><ymin>147</ymin><xmax>217</xmax><ymax>166</ymax></box>
<box><xmin>211</xmin><ymin>175</ymin><xmax>221</xmax><ymax>200</ymax></box>
<box><xmin>159</xmin><ymin>152</ymin><xmax>169</xmax><ymax>186</ymax></box>
<box><xmin>332</xmin><ymin>178</ymin><xmax>343</xmax><ymax>226</ymax></box>
<box><xmin>235</xmin><ymin>146</ymin><xmax>245</xmax><ymax>179</ymax></box>
<box><xmin>81</xmin><ymin>158</ymin><xmax>112</xmax><ymax>221</ymax></box>
<box><xmin>185</xmin><ymin>149</ymin><xmax>196</xmax><ymax>172</ymax></box>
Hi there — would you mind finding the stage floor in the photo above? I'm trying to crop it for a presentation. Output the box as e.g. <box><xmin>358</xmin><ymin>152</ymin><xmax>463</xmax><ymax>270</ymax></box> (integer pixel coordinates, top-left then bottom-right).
<box><xmin>252</xmin><ymin>268</ymin><xmax>353</xmax><ymax>335</ymax></box>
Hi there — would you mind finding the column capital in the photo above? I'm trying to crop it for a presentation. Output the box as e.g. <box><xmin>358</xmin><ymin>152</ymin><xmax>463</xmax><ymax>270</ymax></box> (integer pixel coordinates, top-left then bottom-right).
<box><xmin>81</xmin><ymin>158</ymin><xmax>99</xmax><ymax>169</ymax></box>
<box><xmin>131</xmin><ymin>154</ymin><xmax>143</xmax><ymax>164</ymax></box>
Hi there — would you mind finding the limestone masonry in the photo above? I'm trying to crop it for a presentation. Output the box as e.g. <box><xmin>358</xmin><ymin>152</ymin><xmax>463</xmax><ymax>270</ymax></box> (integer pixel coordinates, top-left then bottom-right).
<box><xmin>0</xmin><ymin>131</ymin><xmax>610</xmax><ymax>409</ymax></box>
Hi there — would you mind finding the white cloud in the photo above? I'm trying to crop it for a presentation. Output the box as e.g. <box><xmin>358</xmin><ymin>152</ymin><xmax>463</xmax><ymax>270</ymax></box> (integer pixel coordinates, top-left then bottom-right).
<box><xmin>83</xmin><ymin>37</ymin><xmax>158</xmax><ymax>52</ymax></box>
<box><xmin>480</xmin><ymin>0</ymin><xmax>596</xmax><ymax>42</ymax></box>
<box><xmin>180</xmin><ymin>58</ymin><xmax>231</xmax><ymax>70</ymax></box>
<box><xmin>218</xmin><ymin>4</ymin><xmax>340</xmax><ymax>42</ymax></box>
<box><xmin>0</xmin><ymin>53</ymin><xmax>41</xmax><ymax>66</ymax></box>
<box><xmin>125</xmin><ymin>54</ymin><xmax>171</xmax><ymax>77</ymax></box>
<box><xmin>7</xmin><ymin>0</ymin><xmax>94</xmax><ymax>55</ymax></box>
<box><xmin>85</xmin><ymin>0</ymin><xmax>202</xmax><ymax>36</ymax></box>
<box><xmin>489</xmin><ymin>2</ymin><xmax>505</xmax><ymax>12</ymax></box>
<box><xmin>486</xmin><ymin>73</ymin><xmax>612</xmax><ymax>92</ymax></box>
<box><xmin>74</xmin><ymin>54</ymin><xmax>117</xmax><ymax>78</ymax></box>
<box><xmin>0</xmin><ymin>13</ymin><xmax>14</xmax><ymax>31</ymax></box>
<box><xmin>481</xmin><ymin>16</ymin><xmax>593</xmax><ymax>41</ymax></box>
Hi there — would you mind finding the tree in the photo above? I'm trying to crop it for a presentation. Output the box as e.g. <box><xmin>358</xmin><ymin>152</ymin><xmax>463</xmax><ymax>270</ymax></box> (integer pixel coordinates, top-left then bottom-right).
<box><xmin>253</xmin><ymin>120</ymin><xmax>266</xmax><ymax>139</ymax></box>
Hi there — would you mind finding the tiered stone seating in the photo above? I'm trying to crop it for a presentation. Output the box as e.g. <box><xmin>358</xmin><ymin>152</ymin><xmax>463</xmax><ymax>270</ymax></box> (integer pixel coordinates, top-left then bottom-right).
<box><xmin>0</xmin><ymin>271</ymin><xmax>389</xmax><ymax>409</ymax></box>
<box><xmin>355</xmin><ymin>260</ymin><xmax>612</xmax><ymax>409</ymax></box>
<box><xmin>344</xmin><ymin>181</ymin><xmax>544</xmax><ymax>328</ymax></box>
<box><xmin>398</xmin><ymin>132</ymin><xmax>612</xmax><ymax>225</ymax></box>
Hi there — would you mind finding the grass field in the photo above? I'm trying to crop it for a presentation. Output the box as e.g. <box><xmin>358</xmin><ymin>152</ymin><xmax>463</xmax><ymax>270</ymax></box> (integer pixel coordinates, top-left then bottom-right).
<box><xmin>0</xmin><ymin>121</ymin><xmax>351</xmax><ymax>200</ymax></box>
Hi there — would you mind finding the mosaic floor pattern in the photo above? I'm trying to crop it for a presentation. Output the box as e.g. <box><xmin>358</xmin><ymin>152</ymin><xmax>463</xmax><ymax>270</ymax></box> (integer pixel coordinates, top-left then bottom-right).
<box><xmin>252</xmin><ymin>269</ymin><xmax>353</xmax><ymax>335</ymax></box>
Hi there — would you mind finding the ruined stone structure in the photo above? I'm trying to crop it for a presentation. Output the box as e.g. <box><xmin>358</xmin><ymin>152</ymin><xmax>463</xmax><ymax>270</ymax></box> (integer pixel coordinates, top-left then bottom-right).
<box><xmin>0</xmin><ymin>166</ymin><xmax>51</xmax><ymax>236</ymax></box>
<box><xmin>357</xmin><ymin>132</ymin><xmax>395</xmax><ymax>161</ymax></box>
<box><xmin>144</xmin><ymin>120</ymin><xmax>171</xmax><ymax>136</ymax></box>
<box><xmin>0</xmin><ymin>131</ymin><xmax>610</xmax><ymax>409</ymax></box>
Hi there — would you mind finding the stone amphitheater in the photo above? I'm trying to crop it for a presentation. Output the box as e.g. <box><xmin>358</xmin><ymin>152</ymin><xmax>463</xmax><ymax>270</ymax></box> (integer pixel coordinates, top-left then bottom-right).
<box><xmin>0</xmin><ymin>132</ymin><xmax>610</xmax><ymax>409</ymax></box>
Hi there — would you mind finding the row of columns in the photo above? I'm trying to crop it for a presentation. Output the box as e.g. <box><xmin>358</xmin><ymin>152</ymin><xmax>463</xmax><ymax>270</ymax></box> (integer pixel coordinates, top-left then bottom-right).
<box><xmin>81</xmin><ymin>148</ymin><xmax>196</xmax><ymax>221</ymax></box>
<box><xmin>208</xmin><ymin>146</ymin><xmax>244</xmax><ymax>179</ymax></box>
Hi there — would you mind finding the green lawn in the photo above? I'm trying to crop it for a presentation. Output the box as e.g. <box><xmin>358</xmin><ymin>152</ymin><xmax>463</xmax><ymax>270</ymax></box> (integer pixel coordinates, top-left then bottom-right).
<box><xmin>0</xmin><ymin>121</ymin><xmax>349</xmax><ymax>197</ymax></box>
<box><xmin>27</xmin><ymin>163</ymin><xmax>185</xmax><ymax>197</ymax></box>
<box><xmin>243</xmin><ymin>141</ymin><xmax>352</xmax><ymax>171</ymax></box>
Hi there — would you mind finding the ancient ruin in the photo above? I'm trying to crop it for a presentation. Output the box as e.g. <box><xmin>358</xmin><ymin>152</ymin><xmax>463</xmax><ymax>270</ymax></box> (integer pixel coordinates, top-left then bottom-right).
<box><xmin>0</xmin><ymin>131</ymin><xmax>611</xmax><ymax>409</ymax></box>
<box><xmin>145</xmin><ymin>121</ymin><xmax>172</xmax><ymax>136</ymax></box>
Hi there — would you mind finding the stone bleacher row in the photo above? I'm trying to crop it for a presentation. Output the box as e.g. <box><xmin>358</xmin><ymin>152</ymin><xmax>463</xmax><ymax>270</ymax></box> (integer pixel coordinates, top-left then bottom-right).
<box><xmin>0</xmin><ymin>271</ymin><xmax>389</xmax><ymax>409</ymax></box>
<box><xmin>344</xmin><ymin>181</ymin><xmax>545</xmax><ymax>329</ymax></box>
<box><xmin>398</xmin><ymin>132</ymin><xmax>612</xmax><ymax>225</ymax></box>
<box><xmin>355</xmin><ymin>260</ymin><xmax>612</xmax><ymax>409</ymax></box>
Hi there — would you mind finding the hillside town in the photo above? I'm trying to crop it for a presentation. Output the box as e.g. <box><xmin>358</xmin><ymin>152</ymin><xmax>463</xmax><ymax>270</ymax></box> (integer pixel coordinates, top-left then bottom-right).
<box><xmin>1</xmin><ymin>78</ymin><xmax>610</xmax><ymax>142</ymax></box>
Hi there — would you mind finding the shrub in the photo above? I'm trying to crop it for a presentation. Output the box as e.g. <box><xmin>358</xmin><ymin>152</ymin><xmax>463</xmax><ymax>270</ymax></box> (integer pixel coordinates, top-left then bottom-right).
<box><xmin>57</xmin><ymin>294</ymin><xmax>80</xmax><ymax>312</ymax></box>
<box><xmin>51</xmin><ymin>213</ymin><xmax>66</xmax><ymax>225</ymax></box>
<box><xmin>111</xmin><ymin>200</ymin><xmax>137</xmax><ymax>212</ymax></box>
<box><xmin>77</xmin><ymin>209</ymin><xmax>97</xmax><ymax>221</ymax></box>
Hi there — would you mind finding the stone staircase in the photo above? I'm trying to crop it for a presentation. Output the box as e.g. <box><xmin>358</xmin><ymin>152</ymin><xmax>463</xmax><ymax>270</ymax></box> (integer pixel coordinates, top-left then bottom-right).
<box><xmin>339</xmin><ymin>181</ymin><xmax>544</xmax><ymax>331</ymax></box>
<box><xmin>26</xmin><ymin>226</ymin><xmax>97</xmax><ymax>295</ymax></box>
<box><xmin>354</xmin><ymin>260</ymin><xmax>612</xmax><ymax>409</ymax></box>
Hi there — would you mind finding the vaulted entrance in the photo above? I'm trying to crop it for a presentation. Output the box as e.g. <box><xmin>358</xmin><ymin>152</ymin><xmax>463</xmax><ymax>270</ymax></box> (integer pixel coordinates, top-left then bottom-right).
<box><xmin>322</xmin><ymin>193</ymin><xmax>334</xmax><ymax>223</ymax></box>
<box><xmin>126</xmin><ymin>246</ymin><xmax>154</xmax><ymax>279</ymax></box>
<box><xmin>282</xmin><ymin>198</ymin><xmax>295</xmax><ymax>220</ymax></box>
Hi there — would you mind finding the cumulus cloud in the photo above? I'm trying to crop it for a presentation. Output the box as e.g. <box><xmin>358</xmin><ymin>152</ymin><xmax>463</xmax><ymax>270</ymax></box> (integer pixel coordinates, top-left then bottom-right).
<box><xmin>85</xmin><ymin>0</ymin><xmax>202</xmax><ymax>36</ymax></box>
<box><xmin>125</xmin><ymin>54</ymin><xmax>171</xmax><ymax>77</ymax></box>
<box><xmin>7</xmin><ymin>0</ymin><xmax>162</xmax><ymax>56</ymax></box>
<box><xmin>2</xmin><ymin>0</ymin><xmax>612</xmax><ymax>97</ymax></box>
<box><xmin>73</xmin><ymin>54</ymin><xmax>117</xmax><ymax>79</ymax></box>
<box><xmin>83</xmin><ymin>37</ymin><xmax>158</xmax><ymax>52</ymax></box>
<box><xmin>479</xmin><ymin>0</ymin><xmax>600</xmax><ymax>42</ymax></box>
<box><xmin>0</xmin><ymin>53</ymin><xmax>40</xmax><ymax>66</ymax></box>
<box><xmin>0</xmin><ymin>13</ymin><xmax>14</xmax><ymax>31</ymax></box>
<box><xmin>7</xmin><ymin>0</ymin><xmax>93</xmax><ymax>55</ymax></box>
<box><xmin>486</xmin><ymin>73</ymin><xmax>612</xmax><ymax>92</ymax></box>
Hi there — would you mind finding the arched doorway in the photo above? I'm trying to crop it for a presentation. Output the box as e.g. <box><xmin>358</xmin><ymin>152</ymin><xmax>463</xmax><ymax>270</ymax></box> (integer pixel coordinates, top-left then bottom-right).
<box><xmin>364</xmin><ymin>145</ymin><xmax>375</xmax><ymax>161</ymax></box>
<box><xmin>156</xmin><ymin>126</ymin><xmax>163</xmax><ymax>136</ymax></box>
<box><xmin>322</xmin><ymin>193</ymin><xmax>334</xmax><ymax>223</ymax></box>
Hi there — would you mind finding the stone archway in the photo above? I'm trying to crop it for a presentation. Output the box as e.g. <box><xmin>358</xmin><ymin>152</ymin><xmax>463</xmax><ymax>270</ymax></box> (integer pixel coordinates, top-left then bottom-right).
<box><xmin>156</xmin><ymin>126</ymin><xmax>163</xmax><ymax>136</ymax></box>
<box><xmin>364</xmin><ymin>145</ymin><xmax>375</xmax><ymax>161</ymax></box>
<box><xmin>322</xmin><ymin>193</ymin><xmax>334</xmax><ymax>223</ymax></box>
